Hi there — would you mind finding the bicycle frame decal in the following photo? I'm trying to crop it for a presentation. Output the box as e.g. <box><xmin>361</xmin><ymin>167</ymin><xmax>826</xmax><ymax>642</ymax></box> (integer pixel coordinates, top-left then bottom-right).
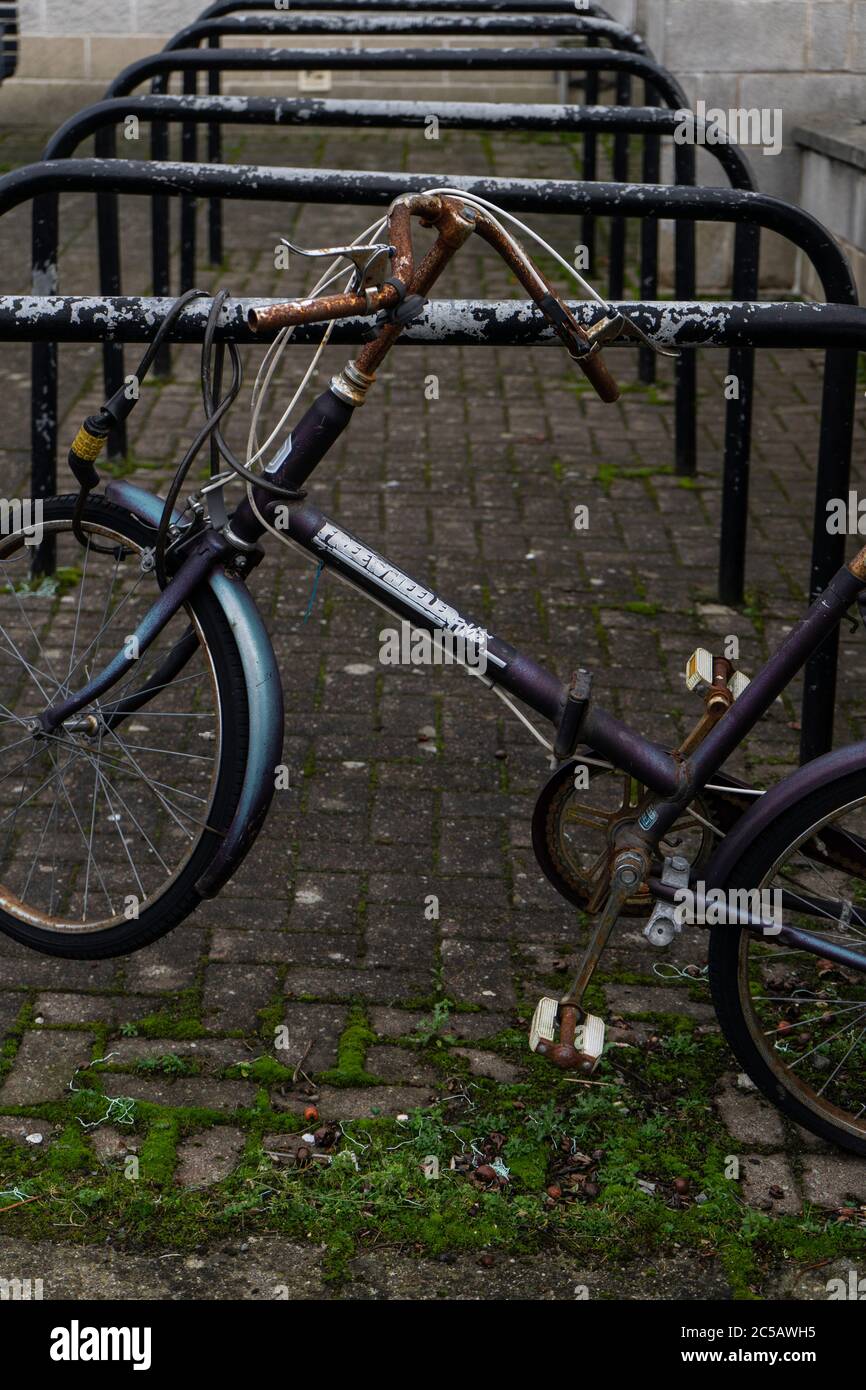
<box><xmin>310</xmin><ymin>517</ymin><xmax>501</xmax><ymax>666</ymax></box>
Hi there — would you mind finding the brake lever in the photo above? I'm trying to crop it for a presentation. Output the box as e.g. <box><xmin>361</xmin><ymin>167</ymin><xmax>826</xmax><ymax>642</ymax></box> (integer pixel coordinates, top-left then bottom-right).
<box><xmin>277</xmin><ymin>237</ymin><xmax>395</xmax><ymax>292</ymax></box>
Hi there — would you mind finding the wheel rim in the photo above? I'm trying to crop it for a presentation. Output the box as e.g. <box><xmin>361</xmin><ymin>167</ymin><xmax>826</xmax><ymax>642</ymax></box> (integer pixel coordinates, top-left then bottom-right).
<box><xmin>737</xmin><ymin>794</ymin><xmax>866</xmax><ymax>1141</ymax></box>
<box><xmin>0</xmin><ymin>515</ymin><xmax>223</xmax><ymax>933</ymax></box>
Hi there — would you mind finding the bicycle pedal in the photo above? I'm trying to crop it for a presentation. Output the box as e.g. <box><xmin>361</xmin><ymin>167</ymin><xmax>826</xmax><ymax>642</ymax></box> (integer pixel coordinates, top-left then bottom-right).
<box><xmin>575</xmin><ymin>1014</ymin><xmax>606</xmax><ymax>1068</ymax></box>
<box><xmin>529</xmin><ymin>998</ymin><xmax>606</xmax><ymax>1072</ymax></box>
<box><xmin>529</xmin><ymin>996</ymin><xmax>559</xmax><ymax>1053</ymax></box>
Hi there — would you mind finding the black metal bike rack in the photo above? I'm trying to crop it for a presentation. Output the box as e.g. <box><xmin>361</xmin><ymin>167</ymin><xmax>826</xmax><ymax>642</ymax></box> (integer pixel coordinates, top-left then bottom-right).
<box><xmin>190</xmin><ymin>2</ymin><xmax>630</xmax><ymax>282</ymax></box>
<box><xmin>159</xmin><ymin>11</ymin><xmax>649</xmax><ymax>272</ymax></box>
<box><xmin>36</xmin><ymin>93</ymin><xmax>758</xmax><ymax>606</ymax></box>
<box><xmin>98</xmin><ymin>44</ymin><xmax>699</xmax><ymax>483</ymax></box>
<box><xmin>6</xmin><ymin>0</ymin><xmax>861</xmax><ymax>768</ymax></box>
<box><xmin>14</xmin><ymin>155</ymin><xmax>860</xmax><ymax>765</ymax></box>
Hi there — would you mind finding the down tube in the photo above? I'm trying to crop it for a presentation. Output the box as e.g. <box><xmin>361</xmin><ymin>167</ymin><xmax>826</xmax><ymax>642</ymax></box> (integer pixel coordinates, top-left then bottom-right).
<box><xmin>281</xmin><ymin>503</ymin><xmax>680</xmax><ymax>794</ymax></box>
<box><xmin>284</xmin><ymin>502</ymin><xmax>562</xmax><ymax>713</ymax></box>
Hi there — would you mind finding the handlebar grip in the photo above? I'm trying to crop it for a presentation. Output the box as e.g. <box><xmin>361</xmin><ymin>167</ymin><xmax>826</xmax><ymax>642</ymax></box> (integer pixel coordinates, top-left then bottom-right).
<box><xmin>575</xmin><ymin>348</ymin><xmax>620</xmax><ymax>404</ymax></box>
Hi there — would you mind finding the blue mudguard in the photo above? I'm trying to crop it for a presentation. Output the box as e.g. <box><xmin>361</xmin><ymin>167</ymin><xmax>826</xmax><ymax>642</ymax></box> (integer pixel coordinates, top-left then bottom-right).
<box><xmin>105</xmin><ymin>481</ymin><xmax>283</xmax><ymax>897</ymax></box>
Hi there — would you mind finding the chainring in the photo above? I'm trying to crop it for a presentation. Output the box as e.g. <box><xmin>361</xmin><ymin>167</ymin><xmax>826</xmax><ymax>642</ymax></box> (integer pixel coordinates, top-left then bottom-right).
<box><xmin>531</xmin><ymin>752</ymin><xmax>744</xmax><ymax>917</ymax></box>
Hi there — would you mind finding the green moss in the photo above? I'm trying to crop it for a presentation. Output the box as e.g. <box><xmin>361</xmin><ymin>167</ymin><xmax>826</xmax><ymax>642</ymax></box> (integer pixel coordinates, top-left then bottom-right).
<box><xmin>46</xmin><ymin>1122</ymin><xmax>93</xmax><ymax>1176</ymax></box>
<box><xmin>624</xmin><ymin>601</ymin><xmax>660</xmax><ymax>617</ymax></box>
<box><xmin>138</xmin><ymin>1113</ymin><xmax>179</xmax><ymax>1186</ymax></box>
<box><xmin>132</xmin><ymin>990</ymin><xmax>205</xmax><ymax>1040</ymax></box>
<box><xmin>134</xmin><ymin>1053</ymin><xmax>197</xmax><ymax>1077</ymax></box>
<box><xmin>318</xmin><ymin>1004</ymin><xmax>378</xmax><ymax>1086</ymax></box>
<box><xmin>225</xmin><ymin>1055</ymin><xmax>294</xmax><ymax>1086</ymax></box>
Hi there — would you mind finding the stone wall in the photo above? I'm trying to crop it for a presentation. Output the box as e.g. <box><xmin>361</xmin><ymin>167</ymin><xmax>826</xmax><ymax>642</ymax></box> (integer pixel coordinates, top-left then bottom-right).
<box><xmin>0</xmin><ymin>1</ymin><xmax>561</xmax><ymax>123</ymax></box>
<box><xmin>1</xmin><ymin>1</ymin><xmax>863</xmax><ymax>293</ymax></box>
<box><xmin>632</xmin><ymin>0</ymin><xmax>865</xmax><ymax>288</ymax></box>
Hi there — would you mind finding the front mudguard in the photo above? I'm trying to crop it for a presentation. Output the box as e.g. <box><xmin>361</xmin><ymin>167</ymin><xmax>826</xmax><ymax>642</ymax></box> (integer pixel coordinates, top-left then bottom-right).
<box><xmin>105</xmin><ymin>481</ymin><xmax>283</xmax><ymax>897</ymax></box>
<box><xmin>704</xmin><ymin>742</ymin><xmax>866</xmax><ymax>889</ymax></box>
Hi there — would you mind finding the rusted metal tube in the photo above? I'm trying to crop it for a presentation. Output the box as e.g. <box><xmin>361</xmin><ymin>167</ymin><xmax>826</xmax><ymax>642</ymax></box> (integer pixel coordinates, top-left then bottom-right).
<box><xmin>248</xmin><ymin>286</ymin><xmax>395</xmax><ymax>332</ymax></box>
<box><xmin>472</xmin><ymin>209</ymin><xmax>620</xmax><ymax>402</ymax></box>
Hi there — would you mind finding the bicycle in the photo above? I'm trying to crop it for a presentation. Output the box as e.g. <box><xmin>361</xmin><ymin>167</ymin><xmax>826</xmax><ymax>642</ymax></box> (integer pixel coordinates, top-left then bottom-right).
<box><xmin>3</xmin><ymin>190</ymin><xmax>866</xmax><ymax>1155</ymax></box>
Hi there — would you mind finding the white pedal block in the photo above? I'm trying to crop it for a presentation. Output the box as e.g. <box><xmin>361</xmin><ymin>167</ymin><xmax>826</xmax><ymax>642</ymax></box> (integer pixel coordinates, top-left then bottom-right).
<box><xmin>685</xmin><ymin>647</ymin><xmax>714</xmax><ymax>693</ymax></box>
<box><xmin>728</xmin><ymin>670</ymin><xmax>750</xmax><ymax>701</ymax></box>
<box><xmin>529</xmin><ymin>996</ymin><xmax>559</xmax><ymax>1053</ymax></box>
<box><xmin>574</xmin><ymin>1013</ymin><xmax>606</xmax><ymax>1068</ymax></box>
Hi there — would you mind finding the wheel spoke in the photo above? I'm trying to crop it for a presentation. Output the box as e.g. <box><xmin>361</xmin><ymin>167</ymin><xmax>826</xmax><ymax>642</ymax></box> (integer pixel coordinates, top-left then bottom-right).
<box><xmin>0</xmin><ymin>511</ymin><xmax>225</xmax><ymax>933</ymax></box>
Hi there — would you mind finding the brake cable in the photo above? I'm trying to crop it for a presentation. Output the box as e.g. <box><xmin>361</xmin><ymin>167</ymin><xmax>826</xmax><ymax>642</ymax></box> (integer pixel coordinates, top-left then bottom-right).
<box><xmin>415</xmin><ymin>186</ymin><xmax>678</xmax><ymax>360</ymax></box>
<box><xmin>67</xmin><ymin>287</ymin><xmax>209</xmax><ymax>553</ymax></box>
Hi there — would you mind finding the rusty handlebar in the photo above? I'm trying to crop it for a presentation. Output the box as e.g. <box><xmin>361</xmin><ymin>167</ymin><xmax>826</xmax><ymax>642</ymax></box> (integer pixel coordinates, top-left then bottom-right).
<box><xmin>247</xmin><ymin>193</ymin><xmax>620</xmax><ymax>404</ymax></box>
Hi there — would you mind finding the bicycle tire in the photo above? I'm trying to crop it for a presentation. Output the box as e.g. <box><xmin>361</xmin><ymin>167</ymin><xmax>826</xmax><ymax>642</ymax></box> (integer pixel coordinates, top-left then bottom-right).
<box><xmin>709</xmin><ymin>770</ymin><xmax>866</xmax><ymax>1156</ymax></box>
<box><xmin>0</xmin><ymin>493</ymin><xmax>251</xmax><ymax>959</ymax></box>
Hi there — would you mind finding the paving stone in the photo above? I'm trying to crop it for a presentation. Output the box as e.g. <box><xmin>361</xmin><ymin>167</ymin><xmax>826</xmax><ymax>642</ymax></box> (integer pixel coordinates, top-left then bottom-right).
<box><xmin>0</xmin><ymin>1115</ymin><xmax>59</xmax><ymax>1147</ymax></box>
<box><xmin>342</xmin><ymin>1249</ymin><xmax>733</xmax><ymax>1301</ymax></box>
<box><xmin>115</xmin><ymin>1076</ymin><xmax>257</xmax><ymax>1113</ymax></box>
<box><xmin>365</xmin><ymin>915</ymin><xmax>437</xmax><ymax>970</ymax></box>
<box><xmin>316</xmin><ymin>1085</ymin><xmax>437</xmax><ymax>1121</ymax></box>
<box><xmin>368</xmin><ymin>1007</ymin><xmax>428</xmax><ymax>1038</ymax></box>
<box><xmin>202</xmin><ymin>963</ymin><xmax>281</xmax><ymax>1032</ymax></box>
<box><xmin>603</xmin><ymin>983</ymin><xmax>716</xmax><ymax>1023</ymax></box>
<box><xmin>438</xmin><ymin>1012</ymin><xmax>512</xmax><ymax>1042</ymax></box>
<box><xmin>175</xmin><ymin>1126</ymin><xmax>246</xmax><ymax>1189</ymax></box>
<box><xmin>0</xmin><ymin>993</ymin><xmax>22</xmax><ymax>1038</ymax></box>
<box><xmin>366</xmin><ymin>1046</ymin><xmax>439</xmax><ymax>1086</ymax></box>
<box><xmin>33</xmin><ymin>993</ymin><xmax>153</xmax><ymax>1027</ymax></box>
<box><xmin>283</xmin><ymin>966</ymin><xmax>429</xmax><ymax>1003</ymax></box>
<box><xmin>123</xmin><ymin>932</ymin><xmax>206</xmax><ymax>993</ymax></box>
<box><xmin>90</xmin><ymin>1126</ymin><xmax>139</xmax><ymax>1166</ymax></box>
<box><xmin>0</xmin><ymin>1031</ymin><xmax>92</xmax><ymax>1105</ymax></box>
<box><xmin>791</xmin><ymin>1124</ymin><xmax>831</xmax><ymax>1153</ymax></box>
<box><xmin>801</xmin><ymin>1155</ymin><xmax>866</xmax><ymax>1209</ymax></box>
<box><xmin>441</xmin><ymin>940</ymin><xmax>516</xmax><ymax>1008</ymax></box>
<box><xmin>0</xmin><ymin>1233</ymin><xmax>328</xmax><ymax>1300</ymax></box>
<box><xmin>739</xmin><ymin>1154</ymin><xmax>801</xmax><ymax>1215</ymax></box>
<box><xmin>453</xmin><ymin>1048</ymin><xmax>523</xmax><ymax>1083</ymax></box>
<box><xmin>0</xmin><ymin>956</ymin><xmax>116</xmax><ymax>991</ymax></box>
<box><xmin>715</xmin><ymin>1076</ymin><xmax>787</xmax><ymax>1146</ymax></box>
<box><xmin>275</xmin><ymin>1002</ymin><xmax>348</xmax><ymax>1074</ymax></box>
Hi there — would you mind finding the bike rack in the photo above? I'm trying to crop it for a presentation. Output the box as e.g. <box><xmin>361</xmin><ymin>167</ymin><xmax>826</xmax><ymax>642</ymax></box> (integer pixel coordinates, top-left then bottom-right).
<box><xmin>13</xmin><ymin>155</ymin><xmax>859</xmax><ymax>763</ymax></box>
<box><xmin>158</xmin><ymin>11</ymin><xmax>649</xmax><ymax>276</ymax></box>
<box><xmin>98</xmin><ymin>44</ymin><xmax>699</xmax><ymax>480</ymax></box>
<box><xmin>36</xmin><ymin>94</ymin><xmax>757</xmax><ymax>606</ymax></box>
<box><xmin>192</xmin><ymin>2</ymin><xmax>629</xmax><ymax>281</ymax></box>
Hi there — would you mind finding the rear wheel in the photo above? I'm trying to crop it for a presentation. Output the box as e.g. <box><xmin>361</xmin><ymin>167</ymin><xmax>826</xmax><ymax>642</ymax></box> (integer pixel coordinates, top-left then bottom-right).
<box><xmin>709</xmin><ymin>771</ymin><xmax>866</xmax><ymax>1154</ymax></box>
<box><xmin>0</xmin><ymin>494</ymin><xmax>249</xmax><ymax>957</ymax></box>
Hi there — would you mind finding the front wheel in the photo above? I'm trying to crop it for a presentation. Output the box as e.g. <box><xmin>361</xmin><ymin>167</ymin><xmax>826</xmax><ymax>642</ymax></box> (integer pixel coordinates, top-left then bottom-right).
<box><xmin>0</xmin><ymin>493</ymin><xmax>251</xmax><ymax>957</ymax></box>
<box><xmin>709</xmin><ymin>771</ymin><xmax>866</xmax><ymax>1155</ymax></box>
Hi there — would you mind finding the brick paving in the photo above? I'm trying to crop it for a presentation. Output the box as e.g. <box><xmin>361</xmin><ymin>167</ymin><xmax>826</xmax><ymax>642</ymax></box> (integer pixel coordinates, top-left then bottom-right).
<box><xmin>0</xmin><ymin>123</ymin><xmax>864</xmax><ymax>1298</ymax></box>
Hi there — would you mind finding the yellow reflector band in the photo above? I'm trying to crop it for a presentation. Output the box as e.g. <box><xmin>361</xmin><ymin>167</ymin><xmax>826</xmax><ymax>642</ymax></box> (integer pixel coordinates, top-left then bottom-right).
<box><xmin>71</xmin><ymin>426</ymin><xmax>105</xmax><ymax>462</ymax></box>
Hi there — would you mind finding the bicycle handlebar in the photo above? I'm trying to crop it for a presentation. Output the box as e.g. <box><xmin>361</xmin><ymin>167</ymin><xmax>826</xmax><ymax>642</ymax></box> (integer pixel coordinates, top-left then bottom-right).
<box><xmin>248</xmin><ymin>194</ymin><xmax>620</xmax><ymax>404</ymax></box>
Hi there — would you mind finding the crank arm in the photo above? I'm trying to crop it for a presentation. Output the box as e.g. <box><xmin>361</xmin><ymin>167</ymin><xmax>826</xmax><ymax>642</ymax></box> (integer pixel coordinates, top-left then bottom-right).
<box><xmin>528</xmin><ymin>849</ymin><xmax>648</xmax><ymax>1073</ymax></box>
<box><xmin>562</xmin><ymin>848</ymin><xmax>648</xmax><ymax>1008</ymax></box>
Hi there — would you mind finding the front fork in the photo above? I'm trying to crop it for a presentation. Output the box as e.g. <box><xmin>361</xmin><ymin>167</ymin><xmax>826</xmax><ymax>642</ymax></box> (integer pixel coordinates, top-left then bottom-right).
<box><xmin>38</xmin><ymin>529</ymin><xmax>230</xmax><ymax>736</ymax></box>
